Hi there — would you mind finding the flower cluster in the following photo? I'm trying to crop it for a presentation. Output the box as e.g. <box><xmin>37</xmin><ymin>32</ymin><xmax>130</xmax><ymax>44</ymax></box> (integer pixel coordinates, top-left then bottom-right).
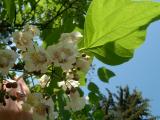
<box><xmin>47</xmin><ymin>32</ymin><xmax>82</xmax><ymax>70</ymax></box>
<box><xmin>22</xmin><ymin>93</ymin><xmax>57</xmax><ymax>120</ymax></box>
<box><xmin>0</xmin><ymin>24</ymin><xmax>91</xmax><ymax>119</ymax></box>
<box><xmin>0</xmin><ymin>24</ymin><xmax>90</xmax><ymax>75</ymax></box>
<box><xmin>65</xmin><ymin>91</ymin><xmax>86</xmax><ymax>112</ymax></box>
<box><xmin>12</xmin><ymin>24</ymin><xmax>39</xmax><ymax>51</ymax></box>
<box><xmin>0</xmin><ymin>49</ymin><xmax>18</xmax><ymax>75</ymax></box>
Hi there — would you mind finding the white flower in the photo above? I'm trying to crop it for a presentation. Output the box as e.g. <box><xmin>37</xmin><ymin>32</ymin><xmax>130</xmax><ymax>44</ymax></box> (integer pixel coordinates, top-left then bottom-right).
<box><xmin>76</xmin><ymin>57</ymin><xmax>90</xmax><ymax>72</ymax></box>
<box><xmin>39</xmin><ymin>74</ymin><xmax>50</xmax><ymax>88</ymax></box>
<box><xmin>23</xmin><ymin>47</ymin><xmax>50</xmax><ymax>73</ymax></box>
<box><xmin>59</xmin><ymin>32</ymin><xmax>82</xmax><ymax>45</ymax></box>
<box><xmin>57</xmin><ymin>81</ymin><xmax>66</xmax><ymax>90</ymax></box>
<box><xmin>22</xmin><ymin>93</ymin><xmax>44</xmax><ymax>113</ymax></box>
<box><xmin>24</xmin><ymin>24</ymin><xmax>40</xmax><ymax>36</ymax></box>
<box><xmin>25</xmin><ymin>93</ymin><xmax>42</xmax><ymax>107</ymax></box>
<box><xmin>47</xmin><ymin>44</ymin><xmax>62</xmax><ymax>66</ymax></box>
<box><xmin>65</xmin><ymin>91</ymin><xmax>86</xmax><ymax>112</ymax></box>
<box><xmin>47</xmin><ymin>32</ymin><xmax>82</xmax><ymax>70</ymax></box>
<box><xmin>58</xmin><ymin>80</ymin><xmax>80</xmax><ymax>91</ymax></box>
<box><xmin>41</xmin><ymin>97</ymin><xmax>55</xmax><ymax>120</ymax></box>
<box><xmin>72</xmin><ymin>32</ymin><xmax>83</xmax><ymax>38</ymax></box>
<box><xmin>47</xmin><ymin>42</ymin><xmax>78</xmax><ymax>70</ymax></box>
<box><xmin>22</xmin><ymin>103</ymin><xmax>33</xmax><ymax>112</ymax></box>
<box><xmin>23</xmin><ymin>93</ymin><xmax>55</xmax><ymax>120</ymax></box>
<box><xmin>66</xmin><ymin>70</ymin><xmax>74</xmax><ymax>79</ymax></box>
<box><xmin>12</xmin><ymin>24</ymin><xmax>40</xmax><ymax>51</ymax></box>
<box><xmin>32</xmin><ymin>113</ymin><xmax>46</xmax><ymax>120</ymax></box>
<box><xmin>0</xmin><ymin>49</ymin><xmax>18</xmax><ymax>74</ymax></box>
<box><xmin>12</xmin><ymin>31</ymin><xmax>34</xmax><ymax>51</ymax></box>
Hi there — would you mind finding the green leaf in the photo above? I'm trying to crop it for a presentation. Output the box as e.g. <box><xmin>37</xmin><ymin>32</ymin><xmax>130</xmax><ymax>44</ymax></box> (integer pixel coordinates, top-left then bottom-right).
<box><xmin>42</xmin><ymin>21</ymin><xmax>75</xmax><ymax>47</ymax></box>
<box><xmin>57</xmin><ymin>91</ymin><xmax>71</xmax><ymax>120</ymax></box>
<box><xmin>16</xmin><ymin>12</ymin><xmax>22</xmax><ymax>24</ymax></box>
<box><xmin>42</xmin><ymin>13</ymin><xmax>76</xmax><ymax>47</ymax></box>
<box><xmin>3</xmin><ymin>0</ymin><xmax>16</xmax><ymax>23</ymax></box>
<box><xmin>18</xmin><ymin>0</ymin><xmax>23</xmax><ymax>8</ymax></box>
<box><xmin>88</xmin><ymin>82</ymin><xmax>99</xmax><ymax>93</ymax></box>
<box><xmin>93</xmin><ymin>110</ymin><xmax>105</xmax><ymax>120</ymax></box>
<box><xmin>80</xmin><ymin>0</ymin><xmax>160</xmax><ymax>65</ymax></box>
<box><xmin>88</xmin><ymin>92</ymin><xmax>100</xmax><ymax>104</ymax></box>
<box><xmin>42</xmin><ymin>28</ymin><xmax>62</xmax><ymax>47</ymax></box>
<box><xmin>28</xmin><ymin>0</ymin><xmax>36</xmax><ymax>8</ymax></box>
<box><xmin>98</xmin><ymin>67</ymin><xmax>115</xmax><ymax>83</ymax></box>
<box><xmin>31</xmin><ymin>85</ymin><xmax>41</xmax><ymax>92</ymax></box>
<box><xmin>77</xmin><ymin>71</ymin><xmax>86</xmax><ymax>86</ymax></box>
<box><xmin>83</xmin><ymin>0</ymin><xmax>160</xmax><ymax>49</ymax></box>
<box><xmin>18</xmin><ymin>0</ymin><xmax>23</xmax><ymax>12</ymax></box>
<box><xmin>45</xmin><ymin>67</ymin><xmax>63</xmax><ymax>95</ymax></box>
<box><xmin>76</xmin><ymin>87</ymin><xmax>84</xmax><ymax>97</ymax></box>
<box><xmin>89</xmin><ymin>42</ymin><xmax>133</xmax><ymax>65</ymax></box>
<box><xmin>61</xmin><ymin>13</ymin><xmax>76</xmax><ymax>32</ymax></box>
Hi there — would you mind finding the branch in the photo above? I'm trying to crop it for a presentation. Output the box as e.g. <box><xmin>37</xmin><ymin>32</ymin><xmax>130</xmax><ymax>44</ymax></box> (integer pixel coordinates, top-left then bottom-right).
<box><xmin>42</xmin><ymin>0</ymin><xmax>78</xmax><ymax>29</ymax></box>
<box><xmin>22</xmin><ymin>0</ymin><xmax>41</xmax><ymax>25</ymax></box>
<box><xmin>13</xmin><ymin>8</ymin><xmax>17</xmax><ymax>26</ymax></box>
<box><xmin>0</xmin><ymin>0</ymin><xmax>79</xmax><ymax>32</ymax></box>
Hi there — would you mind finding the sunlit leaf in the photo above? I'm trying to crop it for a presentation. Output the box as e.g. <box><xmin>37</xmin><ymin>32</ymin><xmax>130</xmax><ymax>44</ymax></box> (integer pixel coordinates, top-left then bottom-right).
<box><xmin>98</xmin><ymin>67</ymin><xmax>115</xmax><ymax>83</ymax></box>
<box><xmin>88</xmin><ymin>82</ymin><xmax>99</xmax><ymax>93</ymax></box>
<box><xmin>80</xmin><ymin>0</ymin><xmax>160</xmax><ymax>65</ymax></box>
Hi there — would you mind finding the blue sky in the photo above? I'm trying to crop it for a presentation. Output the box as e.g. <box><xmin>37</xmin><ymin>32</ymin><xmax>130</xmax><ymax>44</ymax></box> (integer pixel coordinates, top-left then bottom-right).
<box><xmin>88</xmin><ymin>6</ymin><xmax>160</xmax><ymax>117</ymax></box>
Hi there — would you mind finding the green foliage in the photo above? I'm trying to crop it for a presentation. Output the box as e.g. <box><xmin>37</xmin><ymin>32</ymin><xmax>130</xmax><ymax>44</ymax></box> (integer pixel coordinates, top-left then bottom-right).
<box><xmin>98</xmin><ymin>67</ymin><xmax>115</xmax><ymax>83</ymax></box>
<box><xmin>45</xmin><ymin>66</ymin><xmax>63</xmax><ymax>95</ymax></box>
<box><xmin>3</xmin><ymin>0</ymin><xmax>16</xmax><ymax>23</ymax></box>
<box><xmin>88</xmin><ymin>92</ymin><xmax>100</xmax><ymax>104</ymax></box>
<box><xmin>80</xmin><ymin>0</ymin><xmax>160</xmax><ymax>65</ymax></box>
<box><xmin>93</xmin><ymin>109</ymin><xmax>105</xmax><ymax>120</ymax></box>
<box><xmin>88</xmin><ymin>82</ymin><xmax>103</xmax><ymax>105</ymax></box>
<box><xmin>71</xmin><ymin>86</ymin><xmax>155</xmax><ymax>120</ymax></box>
<box><xmin>57</xmin><ymin>91</ymin><xmax>71</xmax><ymax>120</ymax></box>
<box><xmin>71</xmin><ymin>105</ymin><xmax>93</xmax><ymax>120</ymax></box>
<box><xmin>90</xmin><ymin>42</ymin><xmax>133</xmax><ymax>65</ymax></box>
<box><xmin>40</xmin><ymin>0</ymin><xmax>91</xmax><ymax>47</ymax></box>
<box><xmin>77</xmin><ymin>71</ymin><xmax>86</xmax><ymax>86</ymax></box>
<box><xmin>100</xmin><ymin>86</ymin><xmax>155</xmax><ymax>120</ymax></box>
<box><xmin>88</xmin><ymin>82</ymin><xmax>99</xmax><ymax>93</ymax></box>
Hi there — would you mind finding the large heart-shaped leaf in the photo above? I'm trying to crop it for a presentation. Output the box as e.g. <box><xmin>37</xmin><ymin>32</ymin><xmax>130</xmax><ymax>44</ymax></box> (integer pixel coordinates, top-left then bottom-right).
<box><xmin>79</xmin><ymin>0</ymin><xmax>160</xmax><ymax>65</ymax></box>
<box><xmin>89</xmin><ymin>42</ymin><xmax>134</xmax><ymax>65</ymax></box>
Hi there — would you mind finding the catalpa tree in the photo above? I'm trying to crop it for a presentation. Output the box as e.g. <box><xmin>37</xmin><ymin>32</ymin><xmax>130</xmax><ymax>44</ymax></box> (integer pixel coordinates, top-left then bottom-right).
<box><xmin>0</xmin><ymin>0</ymin><xmax>160</xmax><ymax>119</ymax></box>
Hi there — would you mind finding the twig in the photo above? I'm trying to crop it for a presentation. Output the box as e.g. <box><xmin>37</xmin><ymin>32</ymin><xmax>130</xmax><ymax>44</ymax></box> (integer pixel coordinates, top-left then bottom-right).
<box><xmin>13</xmin><ymin>8</ymin><xmax>17</xmax><ymax>26</ymax></box>
<box><xmin>22</xmin><ymin>0</ymin><xmax>41</xmax><ymax>25</ymax></box>
<box><xmin>42</xmin><ymin>0</ymin><xmax>78</xmax><ymax>29</ymax></box>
